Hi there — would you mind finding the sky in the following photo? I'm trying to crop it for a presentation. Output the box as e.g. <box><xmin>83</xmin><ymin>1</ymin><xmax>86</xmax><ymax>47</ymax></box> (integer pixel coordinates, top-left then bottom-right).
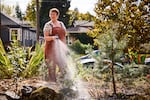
<box><xmin>1</xmin><ymin>0</ymin><xmax>97</xmax><ymax>15</ymax></box>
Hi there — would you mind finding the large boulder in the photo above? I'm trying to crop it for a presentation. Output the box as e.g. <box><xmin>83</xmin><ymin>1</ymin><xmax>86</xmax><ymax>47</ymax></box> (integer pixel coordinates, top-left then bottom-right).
<box><xmin>29</xmin><ymin>86</ymin><xmax>65</xmax><ymax>100</ymax></box>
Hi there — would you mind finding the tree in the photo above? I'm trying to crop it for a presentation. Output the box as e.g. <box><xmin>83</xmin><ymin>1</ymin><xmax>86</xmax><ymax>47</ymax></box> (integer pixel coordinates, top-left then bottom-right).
<box><xmin>1</xmin><ymin>4</ymin><xmax>14</xmax><ymax>16</ymax></box>
<box><xmin>89</xmin><ymin>0</ymin><xmax>150</xmax><ymax>52</ymax></box>
<box><xmin>24</xmin><ymin>0</ymin><xmax>36</xmax><ymax>26</ymax></box>
<box><xmin>78</xmin><ymin>12</ymin><xmax>95</xmax><ymax>21</ymax></box>
<box><xmin>15</xmin><ymin>4</ymin><xmax>23</xmax><ymax>20</ymax></box>
<box><xmin>87</xmin><ymin>0</ymin><xmax>150</xmax><ymax>95</ymax></box>
<box><xmin>68</xmin><ymin>8</ymin><xmax>96</xmax><ymax>26</ymax></box>
<box><xmin>95</xmin><ymin>24</ymin><xmax>129</xmax><ymax>95</ymax></box>
<box><xmin>40</xmin><ymin>0</ymin><xmax>71</xmax><ymax>33</ymax></box>
<box><xmin>68</xmin><ymin>8</ymin><xmax>79</xmax><ymax>27</ymax></box>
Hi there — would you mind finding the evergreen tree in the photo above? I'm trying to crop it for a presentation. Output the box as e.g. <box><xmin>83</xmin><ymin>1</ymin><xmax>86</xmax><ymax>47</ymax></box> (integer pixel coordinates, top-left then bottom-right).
<box><xmin>15</xmin><ymin>4</ymin><xmax>23</xmax><ymax>20</ymax></box>
<box><xmin>39</xmin><ymin>0</ymin><xmax>71</xmax><ymax>33</ymax></box>
<box><xmin>24</xmin><ymin>0</ymin><xmax>36</xmax><ymax>26</ymax></box>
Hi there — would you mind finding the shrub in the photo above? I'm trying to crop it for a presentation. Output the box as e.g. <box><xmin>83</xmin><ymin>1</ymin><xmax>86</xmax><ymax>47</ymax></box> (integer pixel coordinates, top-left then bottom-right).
<box><xmin>0</xmin><ymin>39</ymin><xmax>44</xmax><ymax>79</ymax></box>
<box><xmin>69</xmin><ymin>40</ymin><xmax>89</xmax><ymax>54</ymax></box>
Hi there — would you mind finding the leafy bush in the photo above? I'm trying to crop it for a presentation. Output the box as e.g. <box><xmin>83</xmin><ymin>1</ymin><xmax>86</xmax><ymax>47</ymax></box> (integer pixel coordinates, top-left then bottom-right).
<box><xmin>22</xmin><ymin>43</ymin><xmax>44</xmax><ymax>78</ymax></box>
<box><xmin>69</xmin><ymin>40</ymin><xmax>90</xmax><ymax>54</ymax></box>
<box><xmin>0</xmin><ymin>39</ymin><xmax>13</xmax><ymax>78</ymax></box>
<box><xmin>0</xmin><ymin>39</ymin><xmax>44</xmax><ymax>79</ymax></box>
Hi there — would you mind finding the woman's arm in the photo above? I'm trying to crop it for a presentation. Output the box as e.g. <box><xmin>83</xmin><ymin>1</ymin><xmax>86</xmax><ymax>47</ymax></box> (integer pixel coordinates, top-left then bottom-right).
<box><xmin>44</xmin><ymin>31</ymin><xmax>55</xmax><ymax>41</ymax></box>
<box><xmin>43</xmin><ymin>22</ymin><xmax>55</xmax><ymax>41</ymax></box>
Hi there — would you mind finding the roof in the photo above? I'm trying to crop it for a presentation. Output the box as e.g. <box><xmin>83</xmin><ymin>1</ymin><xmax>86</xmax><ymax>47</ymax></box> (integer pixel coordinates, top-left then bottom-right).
<box><xmin>67</xmin><ymin>20</ymin><xmax>94</xmax><ymax>33</ymax></box>
<box><xmin>67</xmin><ymin>26</ymin><xmax>91</xmax><ymax>33</ymax></box>
<box><xmin>1</xmin><ymin>12</ymin><xmax>20</xmax><ymax>26</ymax></box>
<box><xmin>1</xmin><ymin>12</ymin><xmax>32</xmax><ymax>28</ymax></box>
<box><xmin>74</xmin><ymin>20</ymin><xmax>94</xmax><ymax>27</ymax></box>
<box><xmin>29</xmin><ymin>27</ymin><xmax>36</xmax><ymax>32</ymax></box>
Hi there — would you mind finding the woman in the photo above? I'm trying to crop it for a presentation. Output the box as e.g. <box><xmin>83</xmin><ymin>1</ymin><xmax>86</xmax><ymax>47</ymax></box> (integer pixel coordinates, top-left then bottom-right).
<box><xmin>43</xmin><ymin>8</ymin><xmax>67</xmax><ymax>82</ymax></box>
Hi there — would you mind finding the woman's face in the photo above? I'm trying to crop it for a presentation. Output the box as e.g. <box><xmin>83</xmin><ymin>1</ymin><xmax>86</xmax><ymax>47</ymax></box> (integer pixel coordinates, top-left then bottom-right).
<box><xmin>50</xmin><ymin>11</ymin><xmax>58</xmax><ymax>21</ymax></box>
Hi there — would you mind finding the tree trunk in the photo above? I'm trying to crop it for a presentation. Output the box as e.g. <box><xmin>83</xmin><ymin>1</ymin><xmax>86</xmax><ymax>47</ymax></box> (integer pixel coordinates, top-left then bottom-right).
<box><xmin>111</xmin><ymin>39</ymin><xmax>116</xmax><ymax>95</ymax></box>
<box><xmin>36</xmin><ymin>0</ymin><xmax>40</xmax><ymax>42</ymax></box>
<box><xmin>111</xmin><ymin>63</ymin><xmax>116</xmax><ymax>95</ymax></box>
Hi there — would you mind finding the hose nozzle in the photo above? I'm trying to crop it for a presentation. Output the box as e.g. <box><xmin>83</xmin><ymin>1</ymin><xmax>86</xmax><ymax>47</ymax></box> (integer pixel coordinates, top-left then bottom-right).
<box><xmin>55</xmin><ymin>35</ymin><xmax>59</xmax><ymax>39</ymax></box>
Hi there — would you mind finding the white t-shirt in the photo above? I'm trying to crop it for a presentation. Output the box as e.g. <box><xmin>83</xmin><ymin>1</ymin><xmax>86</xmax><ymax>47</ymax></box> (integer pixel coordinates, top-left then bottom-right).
<box><xmin>43</xmin><ymin>21</ymin><xmax>66</xmax><ymax>35</ymax></box>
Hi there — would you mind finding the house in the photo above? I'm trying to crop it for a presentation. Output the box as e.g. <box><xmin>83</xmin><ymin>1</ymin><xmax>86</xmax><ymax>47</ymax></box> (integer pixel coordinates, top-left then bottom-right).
<box><xmin>0</xmin><ymin>12</ymin><xmax>37</xmax><ymax>48</ymax></box>
<box><xmin>66</xmin><ymin>20</ymin><xmax>94</xmax><ymax>45</ymax></box>
<box><xmin>0</xmin><ymin>12</ymin><xmax>95</xmax><ymax>47</ymax></box>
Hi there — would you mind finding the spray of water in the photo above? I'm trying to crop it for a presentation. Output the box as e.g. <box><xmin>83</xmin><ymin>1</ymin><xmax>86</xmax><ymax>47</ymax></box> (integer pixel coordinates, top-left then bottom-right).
<box><xmin>52</xmin><ymin>39</ymin><xmax>92</xmax><ymax>99</ymax></box>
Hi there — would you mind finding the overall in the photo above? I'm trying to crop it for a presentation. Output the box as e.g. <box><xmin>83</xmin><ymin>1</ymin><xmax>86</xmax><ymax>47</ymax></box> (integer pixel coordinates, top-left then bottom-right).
<box><xmin>44</xmin><ymin>23</ymin><xmax>66</xmax><ymax>82</ymax></box>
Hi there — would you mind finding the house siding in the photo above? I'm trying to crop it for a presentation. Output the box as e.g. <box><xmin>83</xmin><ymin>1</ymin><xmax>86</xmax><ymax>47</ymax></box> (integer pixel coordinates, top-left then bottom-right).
<box><xmin>1</xmin><ymin>12</ymin><xmax>37</xmax><ymax>47</ymax></box>
<box><xmin>1</xmin><ymin>26</ymin><xmax>9</xmax><ymax>43</ymax></box>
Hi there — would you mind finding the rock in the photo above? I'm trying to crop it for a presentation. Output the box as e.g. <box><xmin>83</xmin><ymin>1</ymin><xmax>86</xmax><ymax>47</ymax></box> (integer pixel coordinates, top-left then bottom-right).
<box><xmin>21</xmin><ymin>86</ymin><xmax>37</xmax><ymax>100</ymax></box>
<box><xmin>5</xmin><ymin>91</ymin><xmax>20</xmax><ymax>100</ymax></box>
<box><xmin>21</xmin><ymin>86</ymin><xmax>37</xmax><ymax>96</ymax></box>
<box><xmin>29</xmin><ymin>86</ymin><xmax>65</xmax><ymax>100</ymax></box>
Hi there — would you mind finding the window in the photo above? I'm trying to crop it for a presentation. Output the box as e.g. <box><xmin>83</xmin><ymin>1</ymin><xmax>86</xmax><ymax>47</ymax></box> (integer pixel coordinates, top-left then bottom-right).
<box><xmin>9</xmin><ymin>28</ymin><xmax>22</xmax><ymax>41</ymax></box>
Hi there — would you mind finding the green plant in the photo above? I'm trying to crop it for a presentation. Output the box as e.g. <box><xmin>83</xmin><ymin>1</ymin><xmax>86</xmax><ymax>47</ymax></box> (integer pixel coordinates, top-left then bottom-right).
<box><xmin>88</xmin><ymin>25</ymin><xmax>129</xmax><ymax>95</ymax></box>
<box><xmin>69</xmin><ymin>40</ymin><xmax>90</xmax><ymax>54</ymax></box>
<box><xmin>97</xmin><ymin>28</ymin><xmax>128</xmax><ymax>95</ymax></box>
<box><xmin>0</xmin><ymin>38</ymin><xmax>44</xmax><ymax>79</ymax></box>
<box><xmin>0</xmin><ymin>38</ymin><xmax>13</xmax><ymax>78</ymax></box>
<box><xmin>22</xmin><ymin>43</ymin><xmax>44</xmax><ymax>78</ymax></box>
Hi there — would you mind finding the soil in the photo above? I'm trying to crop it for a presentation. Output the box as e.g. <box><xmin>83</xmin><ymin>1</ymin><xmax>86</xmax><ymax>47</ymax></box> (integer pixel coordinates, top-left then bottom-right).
<box><xmin>0</xmin><ymin>77</ymin><xmax>150</xmax><ymax>100</ymax></box>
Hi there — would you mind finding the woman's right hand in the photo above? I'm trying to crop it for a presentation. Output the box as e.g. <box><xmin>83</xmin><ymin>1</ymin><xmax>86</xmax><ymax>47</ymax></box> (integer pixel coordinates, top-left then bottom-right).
<box><xmin>51</xmin><ymin>36</ymin><xmax>56</xmax><ymax>40</ymax></box>
<box><xmin>45</xmin><ymin>36</ymin><xmax>56</xmax><ymax>41</ymax></box>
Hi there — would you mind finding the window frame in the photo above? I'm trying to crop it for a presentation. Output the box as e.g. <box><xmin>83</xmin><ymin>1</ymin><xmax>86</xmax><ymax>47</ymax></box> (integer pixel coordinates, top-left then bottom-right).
<box><xmin>9</xmin><ymin>28</ymin><xmax>22</xmax><ymax>41</ymax></box>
